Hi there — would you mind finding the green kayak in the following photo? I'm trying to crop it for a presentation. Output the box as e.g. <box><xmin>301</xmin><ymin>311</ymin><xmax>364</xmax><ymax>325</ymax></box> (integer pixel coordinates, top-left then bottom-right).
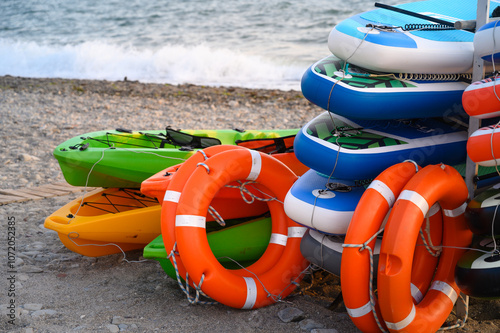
<box><xmin>54</xmin><ymin>127</ymin><xmax>298</xmax><ymax>188</ymax></box>
<box><xmin>143</xmin><ymin>215</ymin><xmax>272</xmax><ymax>280</ymax></box>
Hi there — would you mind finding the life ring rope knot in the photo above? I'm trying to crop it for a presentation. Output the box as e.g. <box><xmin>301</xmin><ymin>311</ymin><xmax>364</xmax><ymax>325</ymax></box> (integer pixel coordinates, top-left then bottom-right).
<box><xmin>168</xmin><ymin>242</ymin><xmax>218</xmax><ymax>306</ymax></box>
<box><xmin>224</xmin><ymin>179</ymin><xmax>278</xmax><ymax>204</ymax></box>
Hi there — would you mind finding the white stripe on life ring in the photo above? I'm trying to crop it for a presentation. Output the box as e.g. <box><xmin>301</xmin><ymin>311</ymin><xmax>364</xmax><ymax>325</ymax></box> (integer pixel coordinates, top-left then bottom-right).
<box><xmin>443</xmin><ymin>202</ymin><xmax>467</xmax><ymax>217</ymax></box>
<box><xmin>399</xmin><ymin>190</ymin><xmax>429</xmax><ymax>216</ymax></box>
<box><xmin>164</xmin><ymin>190</ymin><xmax>181</xmax><ymax>203</ymax></box>
<box><xmin>385</xmin><ymin>303</ymin><xmax>416</xmax><ymax>331</ymax></box>
<box><xmin>368</xmin><ymin>180</ymin><xmax>395</xmax><ymax>207</ymax></box>
<box><xmin>242</xmin><ymin>277</ymin><xmax>258</xmax><ymax>309</ymax></box>
<box><xmin>346</xmin><ymin>301</ymin><xmax>371</xmax><ymax>318</ymax></box>
<box><xmin>269</xmin><ymin>233</ymin><xmax>287</xmax><ymax>246</ymax></box>
<box><xmin>288</xmin><ymin>226</ymin><xmax>307</xmax><ymax>238</ymax></box>
<box><xmin>247</xmin><ymin>150</ymin><xmax>262</xmax><ymax>181</ymax></box>
<box><xmin>430</xmin><ymin>280</ymin><xmax>458</xmax><ymax>304</ymax></box>
<box><xmin>411</xmin><ymin>283</ymin><xmax>424</xmax><ymax>304</ymax></box>
<box><xmin>427</xmin><ymin>202</ymin><xmax>441</xmax><ymax>217</ymax></box>
<box><xmin>175</xmin><ymin>215</ymin><xmax>206</xmax><ymax>228</ymax></box>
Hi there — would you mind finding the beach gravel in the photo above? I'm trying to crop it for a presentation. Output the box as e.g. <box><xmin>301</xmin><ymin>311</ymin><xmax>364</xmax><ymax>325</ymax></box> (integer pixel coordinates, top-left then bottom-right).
<box><xmin>1</xmin><ymin>76</ymin><xmax>500</xmax><ymax>332</ymax></box>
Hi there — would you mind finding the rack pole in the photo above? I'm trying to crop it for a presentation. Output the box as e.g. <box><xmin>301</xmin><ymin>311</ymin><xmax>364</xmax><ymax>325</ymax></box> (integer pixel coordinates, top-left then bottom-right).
<box><xmin>465</xmin><ymin>0</ymin><xmax>489</xmax><ymax>199</ymax></box>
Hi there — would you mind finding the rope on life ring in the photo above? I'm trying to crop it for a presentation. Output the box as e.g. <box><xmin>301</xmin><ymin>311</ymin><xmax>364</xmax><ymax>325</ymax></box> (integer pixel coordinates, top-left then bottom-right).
<box><xmin>377</xmin><ymin>164</ymin><xmax>472</xmax><ymax>333</ymax></box>
<box><xmin>160</xmin><ymin>145</ymin><xmax>270</xmax><ymax>286</ymax></box>
<box><xmin>174</xmin><ymin>149</ymin><xmax>309</xmax><ymax>309</ymax></box>
<box><xmin>341</xmin><ymin>161</ymin><xmax>443</xmax><ymax>333</ymax></box>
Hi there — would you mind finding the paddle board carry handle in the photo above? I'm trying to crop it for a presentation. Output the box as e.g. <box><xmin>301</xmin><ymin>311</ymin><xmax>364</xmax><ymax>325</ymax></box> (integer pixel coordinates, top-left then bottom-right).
<box><xmin>454</xmin><ymin>20</ymin><xmax>476</xmax><ymax>31</ymax></box>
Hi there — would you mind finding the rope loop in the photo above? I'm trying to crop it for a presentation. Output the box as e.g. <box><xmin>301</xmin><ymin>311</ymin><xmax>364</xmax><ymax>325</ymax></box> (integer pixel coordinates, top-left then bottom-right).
<box><xmin>197</xmin><ymin>149</ymin><xmax>209</xmax><ymax>160</ymax></box>
<box><xmin>196</xmin><ymin>162</ymin><xmax>210</xmax><ymax>173</ymax></box>
<box><xmin>419</xmin><ymin>215</ymin><xmax>442</xmax><ymax>258</ymax></box>
<box><xmin>207</xmin><ymin>205</ymin><xmax>225</xmax><ymax>226</ymax></box>
<box><xmin>225</xmin><ymin>180</ymin><xmax>277</xmax><ymax>204</ymax></box>
<box><xmin>402</xmin><ymin>159</ymin><xmax>420</xmax><ymax>173</ymax></box>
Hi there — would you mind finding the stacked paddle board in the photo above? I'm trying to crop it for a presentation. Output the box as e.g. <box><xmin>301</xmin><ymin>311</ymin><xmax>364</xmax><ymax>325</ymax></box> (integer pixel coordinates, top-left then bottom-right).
<box><xmin>287</xmin><ymin>0</ymin><xmax>485</xmax><ymax>278</ymax></box>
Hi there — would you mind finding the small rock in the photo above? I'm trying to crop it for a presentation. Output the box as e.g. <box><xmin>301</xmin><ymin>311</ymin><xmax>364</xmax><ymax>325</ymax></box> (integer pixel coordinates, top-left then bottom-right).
<box><xmin>311</xmin><ymin>329</ymin><xmax>339</xmax><ymax>333</ymax></box>
<box><xmin>247</xmin><ymin>310</ymin><xmax>264</xmax><ymax>328</ymax></box>
<box><xmin>15</xmin><ymin>257</ymin><xmax>25</xmax><ymax>267</ymax></box>
<box><xmin>19</xmin><ymin>153</ymin><xmax>40</xmax><ymax>162</ymax></box>
<box><xmin>278</xmin><ymin>307</ymin><xmax>306</xmax><ymax>323</ymax></box>
<box><xmin>44</xmin><ymin>230</ymin><xmax>58</xmax><ymax>237</ymax></box>
<box><xmin>23</xmin><ymin>303</ymin><xmax>43</xmax><ymax>311</ymax></box>
<box><xmin>31</xmin><ymin>242</ymin><xmax>46</xmax><ymax>250</ymax></box>
<box><xmin>299</xmin><ymin>319</ymin><xmax>324</xmax><ymax>331</ymax></box>
<box><xmin>18</xmin><ymin>274</ymin><xmax>29</xmax><ymax>282</ymax></box>
<box><xmin>25</xmin><ymin>328</ymin><xmax>34</xmax><ymax>333</ymax></box>
<box><xmin>31</xmin><ymin>309</ymin><xmax>57</xmax><ymax>318</ymax></box>
<box><xmin>106</xmin><ymin>324</ymin><xmax>120</xmax><ymax>333</ymax></box>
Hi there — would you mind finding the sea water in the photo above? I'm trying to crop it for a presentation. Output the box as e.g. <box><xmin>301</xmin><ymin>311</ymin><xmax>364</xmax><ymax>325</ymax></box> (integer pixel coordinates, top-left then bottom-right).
<box><xmin>0</xmin><ymin>0</ymin><xmax>416</xmax><ymax>90</ymax></box>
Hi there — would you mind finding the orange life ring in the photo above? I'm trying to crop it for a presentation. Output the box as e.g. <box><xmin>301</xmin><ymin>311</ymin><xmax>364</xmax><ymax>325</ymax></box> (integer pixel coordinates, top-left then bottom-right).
<box><xmin>159</xmin><ymin>145</ymin><xmax>270</xmax><ymax>283</ymax></box>
<box><xmin>341</xmin><ymin>161</ymin><xmax>442</xmax><ymax>333</ymax></box>
<box><xmin>175</xmin><ymin>149</ymin><xmax>309</xmax><ymax>309</ymax></box>
<box><xmin>467</xmin><ymin>124</ymin><xmax>500</xmax><ymax>167</ymax></box>
<box><xmin>462</xmin><ymin>76</ymin><xmax>500</xmax><ymax>119</ymax></box>
<box><xmin>377</xmin><ymin>164</ymin><xmax>472</xmax><ymax>333</ymax></box>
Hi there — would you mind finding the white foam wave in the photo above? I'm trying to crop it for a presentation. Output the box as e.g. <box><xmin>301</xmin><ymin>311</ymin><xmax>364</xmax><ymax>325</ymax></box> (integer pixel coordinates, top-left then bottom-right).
<box><xmin>0</xmin><ymin>39</ymin><xmax>306</xmax><ymax>90</ymax></box>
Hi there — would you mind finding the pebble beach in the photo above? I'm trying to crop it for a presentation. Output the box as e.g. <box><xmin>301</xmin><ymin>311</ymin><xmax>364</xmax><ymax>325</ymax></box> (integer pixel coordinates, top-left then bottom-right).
<box><xmin>1</xmin><ymin>75</ymin><xmax>500</xmax><ymax>332</ymax></box>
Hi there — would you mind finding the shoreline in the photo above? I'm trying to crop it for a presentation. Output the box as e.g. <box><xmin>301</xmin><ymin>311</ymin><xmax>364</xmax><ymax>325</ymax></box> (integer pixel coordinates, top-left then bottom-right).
<box><xmin>1</xmin><ymin>75</ymin><xmax>500</xmax><ymax>332</ymax></box>
<box><xmin>0</xmin><ymin>75</ymin><xmax>305</xmax><ymax>105</ymax></box>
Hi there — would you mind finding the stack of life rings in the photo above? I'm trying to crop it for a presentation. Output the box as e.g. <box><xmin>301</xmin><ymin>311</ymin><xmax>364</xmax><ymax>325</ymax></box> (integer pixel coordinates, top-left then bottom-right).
<box><xmin>464</xmin><ymin>75</ymin><xmax>500</xmax><ymax>167</ymax></box>
<box><xmin>141</xmin><ymin>144</ymin><xmax>310</xmax><ymax>309</ymax></box>
<box><xmin>341</xmin><ymin>161</ymin><xmax>472</xmax><ymax>332</ymax></box>
<box><xmin>460</xmin><ymin>66</ymin><xmax>500</xmax><ymax>300</ymax></box>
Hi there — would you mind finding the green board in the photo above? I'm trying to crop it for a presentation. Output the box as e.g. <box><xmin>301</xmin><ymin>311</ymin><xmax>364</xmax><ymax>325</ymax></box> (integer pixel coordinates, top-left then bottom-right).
<box><xmin>143</xmin><ymin>215</ymin><xmax>273</xmax><ymax>280</ymax></box>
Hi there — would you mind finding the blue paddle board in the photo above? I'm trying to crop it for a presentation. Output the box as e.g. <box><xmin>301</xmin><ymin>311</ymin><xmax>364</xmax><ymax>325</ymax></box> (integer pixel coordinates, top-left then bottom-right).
<box><xmin>301</xmin><ymin>55</ymin><xmax>469</xmax><ymax>120</ymax></box>
<box><xmin>328</xmin><ymin>0</ymin><xmax>500</xmax><ymax>74</ymax></box>
<box><xmin>294</xmin><ymin>111</ymin><xmax>468</xmax><ymax>181</ymax></box>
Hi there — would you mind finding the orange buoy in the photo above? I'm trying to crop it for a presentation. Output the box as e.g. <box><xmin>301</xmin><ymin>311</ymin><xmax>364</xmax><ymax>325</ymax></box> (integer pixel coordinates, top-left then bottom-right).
<box><xmin>467</xmin><ymin>125</ymin><xmax>500</xmax><ymax>167</ymax></box>
<box><xmin>377</xmin><ymin>164</ymin><xmax>472</xmax><ymax>333</ymax></box>
<box><xmin>462</xmin><ymin>76</ymin><xmax>500</xmax><ymax>119</ymax></box>
<box><xmin>341</xmin><ymin>161</ymin><xmax>442</xmax><ymax>333</ymax></box>
<box><xmin>175</xmin><ymin>149</ymin><xmax>309</xmax><ymax>309</ymax></box>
